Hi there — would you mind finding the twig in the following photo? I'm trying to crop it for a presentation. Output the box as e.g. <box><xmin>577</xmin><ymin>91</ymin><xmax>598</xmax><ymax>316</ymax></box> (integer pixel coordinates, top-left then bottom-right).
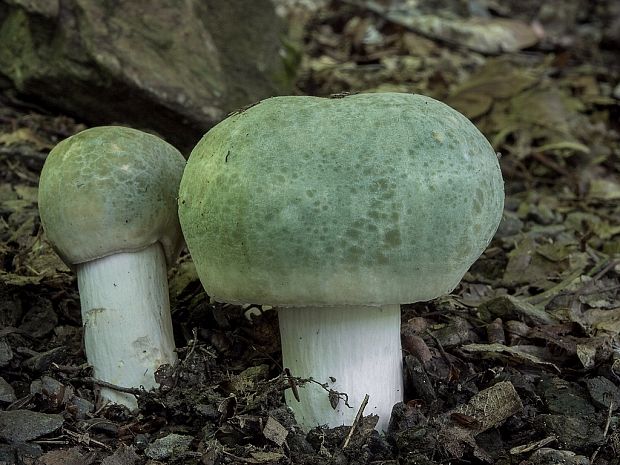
<box><xmin>530</xmin><ymin>152</ymin><xmax>571</xmax><ymax>178</ymax></box>
<box><xmin>343</xmin><ymin>394</ymin><xmax>369</xmax><ymax>449</ymax></box>
<box><xmin>32</xmin><ymin>440</ymin><xmax>69</xmax><ymax>445</ymax></box>
<box><xmin>592</xmin><ymin>259</ymin><xmax>620</xmax><ymax>281</ymax></box>
<box><xmin>509</xmin><ymin>435</ymin><xmax>557</xmax><ymax>455</ymax></box>
<box><xmin>181</xmin><ymin>327</ymin><xmax>199</xmax><ymax>364</ymax></box>
<box><xmin>284</xmin><ymin>374</ymin><xmax>352</xmax><ymax>408</ymax></box>
<box><xmin>64</xmin><ymin>427</ymin><xmax>112</xmax><ymax>451</ymax></box>
<box><xmin>172</xmin><ymin>327</ymin><xmax>199</xmax><ymax>382</ymax></box>
<box><xmin>93</xmin><ymin>399</ymin><xmax>110</xmax><ymax>416</ymax></box>
<box><xmin>284</xmin><ymin>368</ymin><xmax>301</xmax><ymax>402</ymax></box>
<box><xmin>7</xmin><ymin>394</ymin><xmax>34</xmax><ymax>411</ymax></box>
<box><xmin>51</xmin><ymin>362</ymin><xmax>88</xmax><ymax>373</ymax></box>
<box><xmin>524</xmin><ymin>267</ymin><xmax>584</xmax><ymax>306</ymax></box>
<box><xmin>426</xmin><ymin>330</ymin><xmax>455</xmax><ymax>371</ymax></box>
<box><xmin>75</xmin><ymin>377</ymin><xmax>143</xmax><ymax>395</ymax></box>
<box><xmin>590</xmin><ymin>401</ymin><xmax>613</xmax><ymax>463</ymax></box>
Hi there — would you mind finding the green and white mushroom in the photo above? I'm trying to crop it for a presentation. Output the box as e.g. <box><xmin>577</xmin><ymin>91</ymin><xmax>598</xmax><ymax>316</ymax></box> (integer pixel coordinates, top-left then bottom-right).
<box><xmin>38</xmin><ymin>126</ymin><xmax>185</xmax><ymax>409</ymax></box>
<box><xmin>178</xmin><ymin>93</ymin><xmax>504</xmax><ymax>431</ymax></box>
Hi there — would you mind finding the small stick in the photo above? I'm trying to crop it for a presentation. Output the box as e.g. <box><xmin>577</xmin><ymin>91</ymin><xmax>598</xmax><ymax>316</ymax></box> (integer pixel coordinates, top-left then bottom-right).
<box><xmin>590</xmin><ymin>401</ymin><xmax>613</xmax><ymax>463</ymax></box>
<box><xmin>284</xmin><ymin>368</ymin><xmax>301</xmax><ymax>402</ymax></box>
<box><xmin>181</xmin><ymin>328</ymin><xmax>199</xmax><ymax>364</ymax></box>
<box><xmin>75</xmin><ymin>377</ymin><xmax>143</xmax><ymax>395</ymax></box>
<box><xmin>282</xmin><ymin>371</ymin><xmax>353</xmax><ymax>408</ymax></box>
<box><xmin>343</xmin><ymin>394</ymin><xmax>369</xmax><ymax>449</ymax></box>
<box><xmin>426</xmin><ymin>330</ymin><xmax>455</xmax><ymax>372</ymax></box>
<box><xmin>510</xmin><ymin>435</ymin><xmax>557</xmax><ymax>455</ymax></box>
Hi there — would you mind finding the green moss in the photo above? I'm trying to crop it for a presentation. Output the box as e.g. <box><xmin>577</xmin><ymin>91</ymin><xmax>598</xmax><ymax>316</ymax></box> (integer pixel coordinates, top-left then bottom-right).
<box><xmin>0</xmin><ymin>9</ymin><xmax>36</xmax><ymax>86</ymax></box>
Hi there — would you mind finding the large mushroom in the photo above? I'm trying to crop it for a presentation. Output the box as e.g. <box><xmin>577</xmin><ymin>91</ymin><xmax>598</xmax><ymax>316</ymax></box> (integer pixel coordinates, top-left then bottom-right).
<box><xmin>178</xmin><ymin>93</ymin><xmax>504</xmax><ymax>431</ymax></box>
<box><xmin>38</xmin><ymin>126</ymin><xmax>185</xmax><ymax>409</ymax></box>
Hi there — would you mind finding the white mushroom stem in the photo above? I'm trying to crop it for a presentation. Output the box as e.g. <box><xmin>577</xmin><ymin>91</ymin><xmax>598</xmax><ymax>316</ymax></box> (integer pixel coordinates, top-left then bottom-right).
<box><xmin>76</xmin><ymin>243</ymin><xmax>177</xmax><ymax>409</ymax></box>
<box><xmin>278</xmin><ymin>304</ymin><xmax>403</xmax><ymax>432</ymax></box>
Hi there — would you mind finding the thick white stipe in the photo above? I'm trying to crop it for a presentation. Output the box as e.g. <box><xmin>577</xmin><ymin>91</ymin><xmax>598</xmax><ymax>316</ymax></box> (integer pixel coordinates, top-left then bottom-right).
<box><xmin>76</xmin><ymin>243</ymin><xmax>177</xmax><ymax>409</ymax></box>
<box><xmin>279</xmin><ymin>305</ymin><xmax>403</xmax><ymax>432</ymax></box>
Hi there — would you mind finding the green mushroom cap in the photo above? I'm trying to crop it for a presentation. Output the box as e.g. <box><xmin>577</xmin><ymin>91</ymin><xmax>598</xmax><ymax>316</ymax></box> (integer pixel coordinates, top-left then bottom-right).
<box><xmin>179</xmin><ymin>93</ymin><xmax>504</xmax><ymax>306</ymax></box>
<box><xmin>39</xmin><ymin>126</ymin><xmax>186</xmax><ymax>266</ymax></box>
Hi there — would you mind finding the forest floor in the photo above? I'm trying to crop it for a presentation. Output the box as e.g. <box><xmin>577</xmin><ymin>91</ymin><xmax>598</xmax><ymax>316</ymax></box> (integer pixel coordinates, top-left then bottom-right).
<box><xmin>0</xmin><ymin>1</ymin><xmax>619</xmax><ymax>464</ymax></box>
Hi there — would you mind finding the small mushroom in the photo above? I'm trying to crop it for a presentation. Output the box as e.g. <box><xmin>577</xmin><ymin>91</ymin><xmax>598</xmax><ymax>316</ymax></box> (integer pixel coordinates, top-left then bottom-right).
<box><xmin>38</xmin><ymin>126</ymin><xmax>185</xmax><ymax>409</ymax></box>
<box><xmin>178</xmin><ymin>93</ymin><xmax>504</xmax><ymax>431</ymax></box>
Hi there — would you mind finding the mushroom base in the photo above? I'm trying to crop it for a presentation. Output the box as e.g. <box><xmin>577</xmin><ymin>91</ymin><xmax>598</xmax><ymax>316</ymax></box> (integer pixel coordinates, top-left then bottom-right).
<box><xmin>279</xmin><ymin>304</ymin><xmax>403</xmax><ymax>432</ymax></box>
<box><xmin>76</xmin><ymin>243</ymin><xmax>177</xmax><ymax>409</ymax></box>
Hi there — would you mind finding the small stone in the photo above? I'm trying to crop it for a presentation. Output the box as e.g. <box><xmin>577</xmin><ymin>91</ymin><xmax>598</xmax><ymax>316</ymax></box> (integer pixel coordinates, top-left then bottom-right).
<box><xmin>145</xmin><ymin>433</ymin><xmax>193</xmax><ymax>460</ymax></box>
<box><xmin>37</xmin><ymin>447</ymin><xmax>90</xmax><ymax>465</ymax></box>
<box><xmin>0</xmin><ymin>377</ymin><xmax>16</xmax><ymax>403</ymax></box>
<box><xmin>534</xmin><ymin>414</ymin><xmax>603</xmax><ymax>449</ymax></box>
<box><xmin>0</xmin><ymin>444</ymin><xmax>16</xmax><ymax>463</ymax></box>
<box><xmin>23</xmin><ymin>346</ymin><xmax>67</xmax><ymax>372</ymax></box>
<box><xmin>0</xmin><ymin>442</ymin><xmax>43</xmax><ymax>463</ymax></box>
<box><xmin>230</xmin><ymin>364</ymin><xmax>269</xmax><ymax>393</ymax></box>
<box><xmin>19</xmin><ymin>299</ymin><xmax>58</xmax><ymax>338</ymax></box>
<box><xmin>495</xmin><ymin>211</ymin><xmax>523</xmax><ymax>238</ymax></box>
<box><xmin>78</xmin><ymin>418</ymin><xmax>118</xmax><ymax>436</ymax></box>
<box><xmin>529</xmin><ymin>447</ymin><xmax>589</xmax><ymax>465</ymax></box>
<box><xmin>195</xmin><ymin>403</ymin><xmax>218</xmax><ymax>420</ymax></box>
<box><xmin>0</xmin><ymin>409</ymin><xmax>64</xmax><ymax>443</ymax></box>
<box><xmin>263</xmin><ymin>416</ymin><xmax>288</xmax><ymax>446</ymax></box>
<box><xmin>101</xmin><ymin>445</ymin><xmax>141</xmax><ymax>465</ymax></box>
<box><xmin>586</xmin><ymin>376</ymin><xmax>620</xmax><ymax>411</ymax></box>
<box><xmin>133</xmin><ymin>433</ymin><xmax>150</xmax><ymax>452</ymax></box>
<box><xmin>0</xmin><ymin>338</ymin><xmax>13</xmax><ymax>367</ymax></box>
<box><xmin>36</xmin><ymin>375</ymin><xmax>74</xmax><ymax>408</ymax></box>
<box><xmin>540</xmin><ymin>377</ymin><xmax>596</xmax><ymax>416</ymax></box>
<box><xmin>67</xmin><ymin>395</ymin><xmax>95</xmax><ymax>420</ymax></box>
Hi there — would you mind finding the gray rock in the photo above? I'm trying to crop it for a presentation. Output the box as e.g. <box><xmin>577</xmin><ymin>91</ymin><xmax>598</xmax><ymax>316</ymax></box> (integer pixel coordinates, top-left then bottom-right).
<box><xmin>0</xmin><ymin>442</ymin><xmax>43</xmax><ymax>463</ymax></box>
<box><xmin>0</xmin><ymin>338</ymin><xmax>13</xmax><ymax>367</ymax></box>
<box><xmin>18</xmin><ymin>298</ymin><xmax>57</xmax><ymax>338</ymax></box>
<box><xmin>31</xmin><ymin>375</ymin><xmax>73</xmax><ymax>406</ymax></box>
<box><xmin>68</xmin><ymin>395</ymin><xmax>95</xmax><ymax>420</ymax></box>
<box><xmin>539</xmin><ymin>376</ymin><xmax>596</xmax><ymax>417</ymax></box>
<box><xmin>586</xmin><ymin>376</ymin><xmax>620</xmax><ymax>411</ymax></box>
<box><xmin>23</xmin><ymin>346</ymin><xmax>67</xmax><ymax>372</ymax></box>
<box><xmin>0</xmin><ymin>0</ymin><xmax>293</xmax><ymax>151</ymax></box>
<box><xmin>533</xmin><ymin>414</ymin><xmax>603</xmax><ymax>449</ymax></box>
<box><xmin>528</xmin><ymin>448</ymin><xmax>589</xmax><ymax>465</ymax></box>
<box><xmin>0</xmin><ymin>409</ymin><xmax>64</xmax><ymax>443</ymax></box>
<box><xmin>145</xmin><ymin>433</ymin><xmax>193</xmax><ymax>460</ymax></box>
<box><xmin>101</xmin><ymin>445</ymin><xmax>141</xmax><ymax>465</ymax></box>
<box><xmin>0</xmin><ymin>376</ymin><xmax>16</xmax><ymax>403</ymax></box>
<box><xmin>495</xmin><ymin>211</ymin><xmax>523</xmax><ymax>238</ymax></box>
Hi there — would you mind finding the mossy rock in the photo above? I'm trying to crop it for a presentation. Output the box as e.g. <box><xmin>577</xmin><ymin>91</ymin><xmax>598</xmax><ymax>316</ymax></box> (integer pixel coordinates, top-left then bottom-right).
<box><xmin>0</xmin><ymin>0</ymin><xmax>294</xmax><ymax>151</ymax></box>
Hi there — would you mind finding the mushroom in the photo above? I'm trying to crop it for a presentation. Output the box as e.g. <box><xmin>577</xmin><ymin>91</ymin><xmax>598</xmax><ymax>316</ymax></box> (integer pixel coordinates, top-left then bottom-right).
<box><xmin>178</xmin><ymin>93</ymin><xmax>504</xmax><ymax>431</ymax></box>
<box><xmin>38</xmin><ymin>126</ymin><xmax>186</xmax><ymax>409</ymax></box>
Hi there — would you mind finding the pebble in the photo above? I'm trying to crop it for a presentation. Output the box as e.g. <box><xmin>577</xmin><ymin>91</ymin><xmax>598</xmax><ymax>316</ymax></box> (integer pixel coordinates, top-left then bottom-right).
<box><xmin>23</xmin><ymin>346</ymin><xmax>67</xmax><ymax>372</ymax></box>
<box><xmin>0</xmin><ymin>409</ymin><xmax>64</xmax><ymax>443</ymax></box>
<box><xmin>586</xmin><ymin>376</ymin><xmax>620</xmax><ymax>411</ymax></box>
<box><xmin>0</xmin><ymin>377</ymin><xmax>16</xmax><ymax>403</ymax></box>
<box><xmin>0</xmin><ymin>338</ymin><xmax>13</xmax><ymax>367</ymax></box>
<box><xmin>145</xmin><ymin>433</ymin><xmax>193</xmax><ymax>460</ymax></box>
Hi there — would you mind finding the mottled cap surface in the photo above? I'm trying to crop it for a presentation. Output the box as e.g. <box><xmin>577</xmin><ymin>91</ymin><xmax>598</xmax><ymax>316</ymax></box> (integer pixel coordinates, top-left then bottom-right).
<box><xmin>179</xmin><ymin>93</ymin><xmax>504</xmax><ymax>306</ymax></box>
<box><xmin>39</xmin><ymin>126</ymin><xmax>186</xmax><ymax>266</ymax></box>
